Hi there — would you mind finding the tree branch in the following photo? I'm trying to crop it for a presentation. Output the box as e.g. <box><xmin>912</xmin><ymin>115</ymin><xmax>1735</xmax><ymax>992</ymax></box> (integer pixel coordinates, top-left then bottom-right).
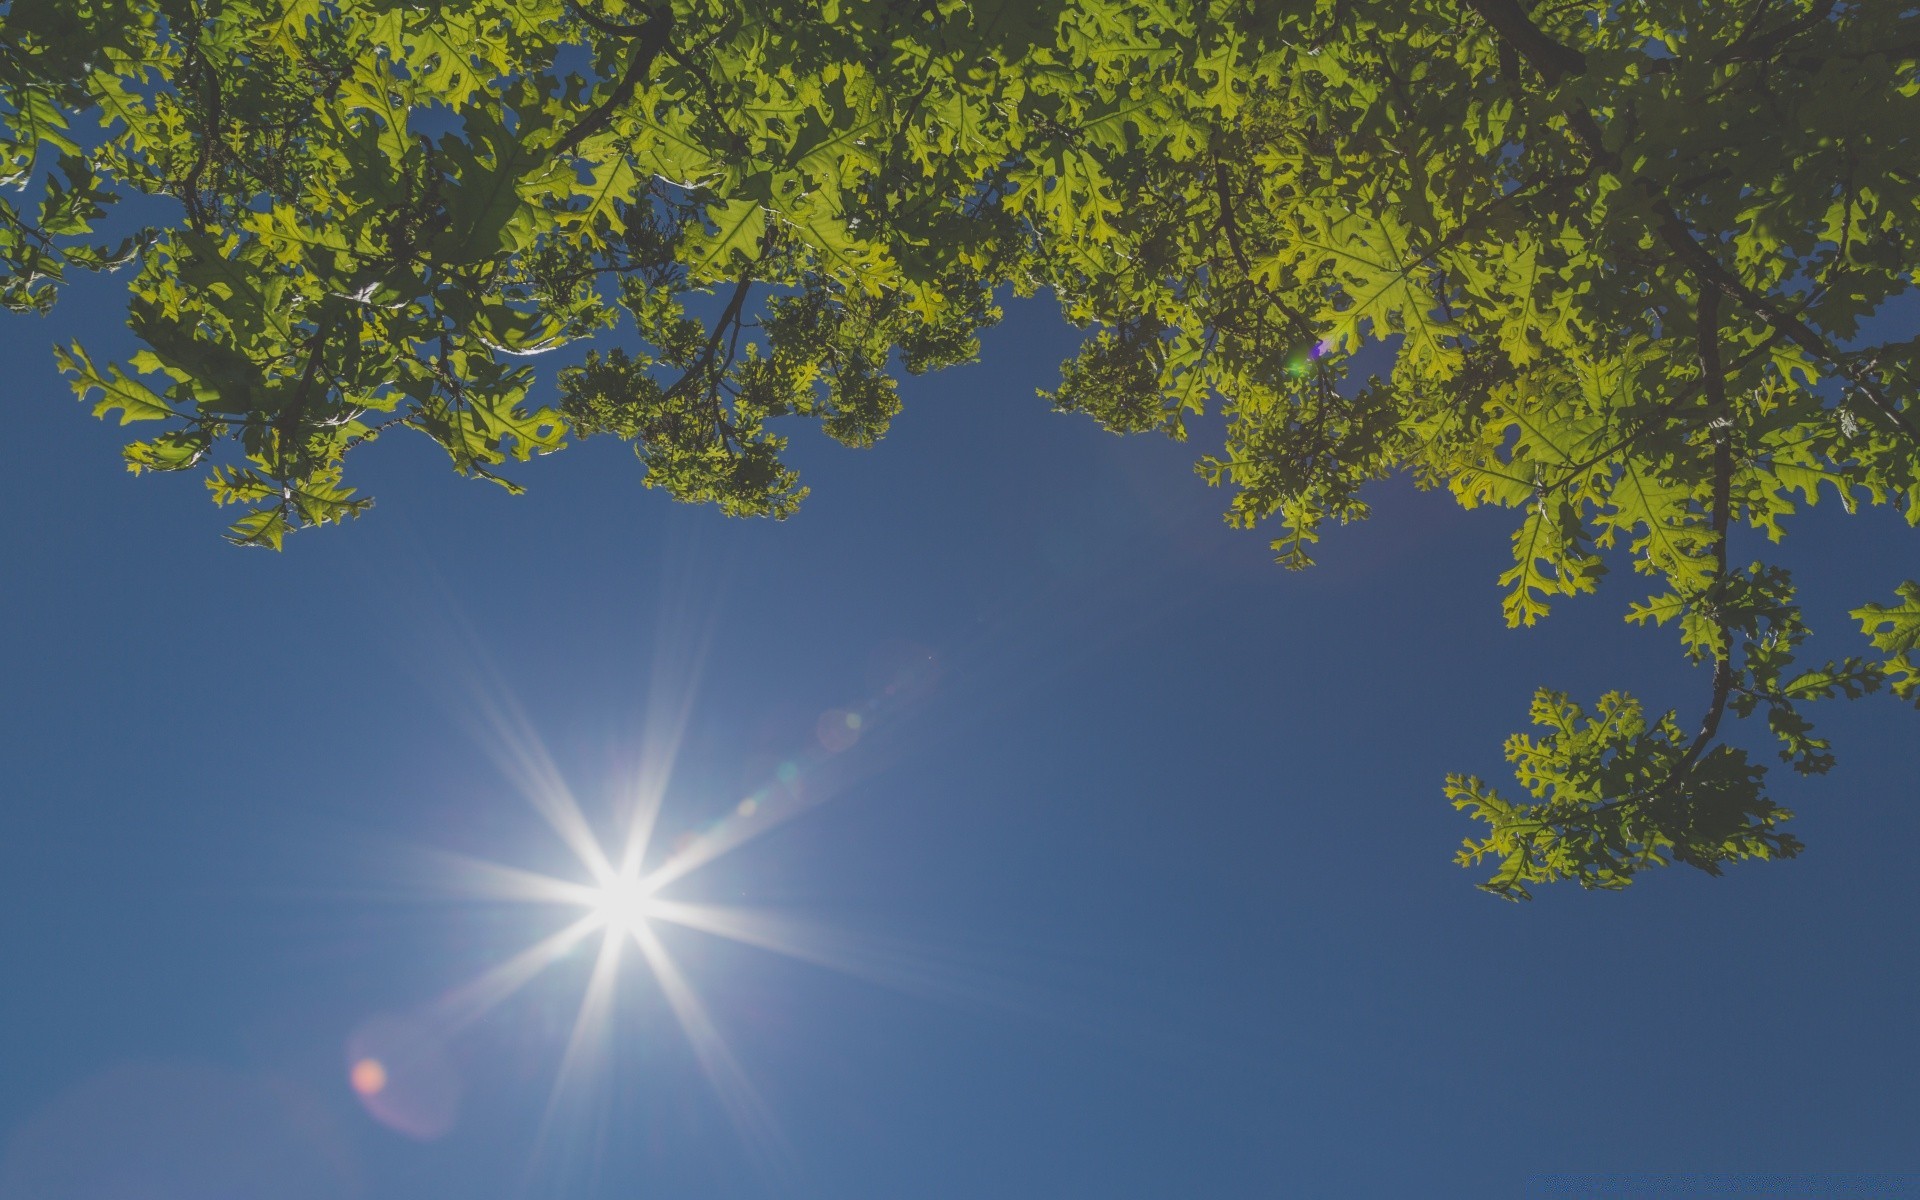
<box><xmin>664</xmin><ymin>269</ymin><xmax>754</xmax><ymax>408</ymax></box>
<box><xmin>1719</xmin><ymin>0</ymin><xmax>1837</xmax><ymax>63</ymax></box>
<box><xmin>1651</xmin><ymin>291</ymin><xmax>1739</xmax><ymax>871</ymax></box>
<box><xmin>551</xmin><ymin>4</ymin><xmax>674</xmax><ymax>161</ymax></box>
<box><xmin>1207</xmin><ymin>159</ymin><xmax>1335</xmax><ymax>365</ymax></box>
<box><xmin>1456</xmin><ymin>0</ymin><xmax>1920</xmax><ymax>446</ymax></box>
<box><xmin>179</xmin><ymin>33</ymin><xmax>225</xmax><ymax>230</ymax></box>
<box><xmin>1667</xmin><ymin>288</ymin><xmax>1737</xmax><ymax>794</ymax></box>
<box><xmin>1212</xmin><ymin>159</ymin><xmax>1251</xmax><ymax>274</ymax></box>
<box><xmin>1456</xmin><ymin>0</ymin><xmax>1587</xmax><ymax>84</ymax></box>
<box><xmin>273</xmin><ymin>318</ymin><xmax>334</xmax><ymax>480</ymax></box>
<box><xmin>1647</xmin><ymin>198</ymin><xmax>1919</xmax><ymax>444</ymax></box>
<box><xmin>565</xmin><ymin>0</ymin><xmax>659</xmax><ymax>38</ymax></box>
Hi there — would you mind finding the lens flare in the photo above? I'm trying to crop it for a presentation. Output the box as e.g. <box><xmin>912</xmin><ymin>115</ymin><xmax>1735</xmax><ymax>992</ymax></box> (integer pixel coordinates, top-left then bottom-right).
<box><xmin>349</xmin><ymin>1057</ymin><xmax>387</xmax><ymax>1097</ymax></box>
<box><xmin>388</xmin><ymin>611</ymin><xmax>952</xmax><ymax>1179</ymax></box>
<box><xmin>816</xmin><ymin>708</ymin><xmax>863</xmax><ymax>752</ymax></box>
<box><xmin>346</xmin><ymin>1014</ymin><xmax>461</xmax><ymax>1141</ymax></box>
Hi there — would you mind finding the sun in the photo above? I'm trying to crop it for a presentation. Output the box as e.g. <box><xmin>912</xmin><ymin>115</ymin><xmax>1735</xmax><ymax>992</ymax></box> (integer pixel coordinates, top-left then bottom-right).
<box><xmin>391</xmin><ymin>712</ymin><xmax>816</xmax><ymax>1162</ymax></box>
<box><xmin>590</xmin><ymin>874</ymin><xmax>652</xmax><ymax>936</ymax></box>
<box><xmin>373</xmin><ymin>629</ymin><xmax>939</xmax><ymax>1168</ymax></box>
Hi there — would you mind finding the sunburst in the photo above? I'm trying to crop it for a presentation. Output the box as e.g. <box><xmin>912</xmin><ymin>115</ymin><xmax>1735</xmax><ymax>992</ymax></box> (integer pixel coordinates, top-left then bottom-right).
<box><xmin>405</xmin><ymin>720</ymin><xmax>811</xmax><ymax>1167</ymax></box>
<box><xmin>346</xmin><ymin>626</ymin><xmax>948</xmax><ymax>1178</ymax></box>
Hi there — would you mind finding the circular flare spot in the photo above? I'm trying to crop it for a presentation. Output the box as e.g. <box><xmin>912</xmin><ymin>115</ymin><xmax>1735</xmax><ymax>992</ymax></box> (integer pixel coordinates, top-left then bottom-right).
<box><xmin>345</xmin><ymin>1014</ymin><xmax>460</xmax><ymax>1140</ymax></box>
<box><xmin>349</xmin><ymin>1057</ymin><xmax>386</xmax><ymax>1097</ymax></box>
<box><xmin>816</xmin><ymin>709</ymin><xmax>861</xmax><ymax>752</ymax></box>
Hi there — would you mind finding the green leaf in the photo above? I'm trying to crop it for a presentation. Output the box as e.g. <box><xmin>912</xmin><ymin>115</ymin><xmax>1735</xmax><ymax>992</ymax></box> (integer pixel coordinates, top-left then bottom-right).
<box><xmin>56</xmin><ymin>343</ymin><xmax>175</xmax><ymax>424</ymax></box>
<box><xmin>1854</xmin><ymin>582</ymin><xmax>1920</xmax><ymax>656</ymax></box>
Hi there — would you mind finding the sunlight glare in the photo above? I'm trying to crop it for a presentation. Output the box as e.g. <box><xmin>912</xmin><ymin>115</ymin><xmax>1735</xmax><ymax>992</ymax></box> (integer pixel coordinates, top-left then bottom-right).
<box><xmin>591</xmin><ymin>874</ymin><xmax>652</xmax><ymax>936</ymax></box>
<box><xmin>411</xmin><ymin>611</ymin><xmax>935</xmax><ymax>1177</ymax></box>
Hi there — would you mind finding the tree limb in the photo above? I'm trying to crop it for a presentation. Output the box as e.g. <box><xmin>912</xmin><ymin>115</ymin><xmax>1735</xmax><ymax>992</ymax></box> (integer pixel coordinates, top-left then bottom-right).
<box><xmin>1719</xmin><ymin>0</ymin><xmax>1837</xmax><ymax>63</ymax></box>
<box><xmin>1642</xmin><ymin>197</ymin><xmax>1919</xmax><ymax>444</ymax></box>
<box><xmin>1212</xmin><ymin>158</ymin><xmax>1251</xmax><ymax>274</ymax></box>
<box><xmin>551</xmin><ymin>4</ymin><xmax>675</xmax><ymax>161</ymax></box>
<box><xmin>273</xmin><ymin>317</ymin><xmax>334</xmax><ymax>481</ymax></box>
<box><xmin>1457</xmin><ymin>0</ymin><xmax>1920</xmax><ymax>445</ymax></box>
<box><xmin>1678</xmin><ymin>285</ymin><xmax>1736</xmax><ymax>775</ymax></box>
<box><xmin>1456</xmin><ymin>0</ymin><xmax>1587</xmax><ymax>84</ymax></box>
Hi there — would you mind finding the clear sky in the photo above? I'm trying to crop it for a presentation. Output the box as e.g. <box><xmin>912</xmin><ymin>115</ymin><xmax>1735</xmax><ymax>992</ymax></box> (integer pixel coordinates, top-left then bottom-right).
<box><xmin>1</xmin><ymin>271</ymin><xmax>1917</xmax><ymax>1198</ymax></box>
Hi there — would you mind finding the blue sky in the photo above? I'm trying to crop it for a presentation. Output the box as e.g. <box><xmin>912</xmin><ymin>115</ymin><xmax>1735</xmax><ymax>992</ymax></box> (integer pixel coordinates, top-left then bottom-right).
<box><xmin>1</xmin><ymin>274</ymin><xmax>1917</xmax><ymax>1198</ymax></box>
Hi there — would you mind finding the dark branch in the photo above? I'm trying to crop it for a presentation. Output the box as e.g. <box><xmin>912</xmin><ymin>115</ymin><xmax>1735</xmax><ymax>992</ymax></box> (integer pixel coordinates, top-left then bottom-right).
<box><xmin>1675</xmin><ymin>287</ymin><xmax>1736</xmax><ymax>778</ymax></box>
<box><xmin>664</xmin><ymin>270</ymin><xmax>754</xmax><ymax>408</ymax></box>
<box><xmin>551</xmin><ymin>5</ymin><xmax>674</xmax><ymax>161</ymax></box>
<box><xmin>1720</xmin><ymin>0</ymin><xmax>1837</xmax><ymax>63</ymax></box>
<box><xmin>179</xmin><ymin>36</ymin><xmax>225</xmax><ymax>230</ymax></box>
<box><xmin>564</xmin><ymin>0</ymin><xmax>658</xmax><ymax>38</ymax></box>
<box><xmin>1648</xmin><ymin>199</ymin><xmax>1919</xmax><ymax>444</ymax></box>
<box><xmin>1212</xmin><ymin>159</ymin><xmax>1251</xmax><ymax>274</ymax></box>
<box><xmin>1456</xmin><ymin>0</ymin><xmax>1588</xmax><ymax>84</ymax></box>
<box><xmin>1457</xmin><ymin>0</ymin><xmax>1920</xmax><ymax>446</ymax></box>
<box><xmin>274</xmin><ymin>319</ymin><xmax>334</xmax><ymax>479</ymax></box>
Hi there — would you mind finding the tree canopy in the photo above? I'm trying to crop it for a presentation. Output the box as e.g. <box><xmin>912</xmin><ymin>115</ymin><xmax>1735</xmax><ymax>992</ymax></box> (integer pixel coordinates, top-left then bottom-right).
<box><xmin>4</xmin><ymin>0</ymin><xmax>1917</xmax><ymax>897</ymax></box>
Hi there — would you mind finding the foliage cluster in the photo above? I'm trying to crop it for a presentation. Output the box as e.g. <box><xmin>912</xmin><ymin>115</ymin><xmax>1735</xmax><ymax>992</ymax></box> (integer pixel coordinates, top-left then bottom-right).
<box><xmin>4</xmin><ymin>0</ymin><xmax>1916</xmax><ymax>894</ymax></box>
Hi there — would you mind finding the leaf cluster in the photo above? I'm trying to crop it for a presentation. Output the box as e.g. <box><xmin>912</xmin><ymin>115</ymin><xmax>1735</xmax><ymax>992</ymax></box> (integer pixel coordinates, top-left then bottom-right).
<box><xmin>6</xmin><ymin>0</ymin><xmax>1917</xmax><ymax>892</ymax></box>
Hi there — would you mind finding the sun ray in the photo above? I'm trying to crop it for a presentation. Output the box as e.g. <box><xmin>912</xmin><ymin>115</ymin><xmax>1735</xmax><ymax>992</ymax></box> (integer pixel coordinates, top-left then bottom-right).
<box><xmin>637</xmin><ymin>703</ymin><xmax>922</xmax><ymax>895</ymax></box>
<box><xmin>463</xmin><ymin>668</ymin><xmax>615</xmax><ymax>884</ymax></box>
<box><xmin>393</xmin><ymin>597</ymin><xmax>958</xmax><ymax>1178</ymax></box>
<box><xmin>638</xmin><ymin>764</ymin><xmax>835</xmax><ymax>894</ymax></box>
<box><xmin>418</xmin><ymin>849</ymin><xmax>602</xmax><ymax>908</ymax></box>
<box><xmin>428</xmin><ymin>912</ymin><xmax>605</xmax><ymax>1033</ymax></box>
<box><xmin>389</xmin><ymin>553</ymin><xmax>979</xmax><ymax>1180</ymax></box>
<box><xmin>537</xmin><ymin>925</ymin><xmax>626</xmax><ymax>1128</ymax></box>
<box><xmin>630</xmin><ymin>922</ymin><xmax>786</xmax><ymax>1170</ymax></box>
<box><xmin>516</xmin><ymin>922</ymin><xmax>627</xmax><ymax>1190</ymax></box>
<box><xmin>617</xmin><ymin>754</ymin><xmax>672</xmax><ymax>883</ymax></box>
<box><xmin>641</xmin><ymin>898</ymin><xmax>1016</xmax><ymax>1011</ymax></box>
<box><xmin>618</xmin><ymin>604</ymin><xmax>715</xmax><ymax>878</ymax></box>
